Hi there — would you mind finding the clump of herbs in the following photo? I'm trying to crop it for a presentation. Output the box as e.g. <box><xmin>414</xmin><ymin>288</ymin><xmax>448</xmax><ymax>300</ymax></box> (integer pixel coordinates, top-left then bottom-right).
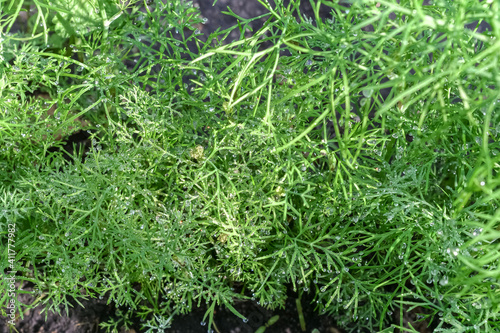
<box><xmin>1</xmin><ymin>0</ymin><xmax>499</xmax><ymax>332</ymax></box>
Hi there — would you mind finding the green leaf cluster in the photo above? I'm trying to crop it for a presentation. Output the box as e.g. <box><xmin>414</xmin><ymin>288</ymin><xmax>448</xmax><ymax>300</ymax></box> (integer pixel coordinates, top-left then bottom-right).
<box><xmin>1</xmin><ymin>0</ymin><xmax>499</xmax><ymax>332</ymax></box>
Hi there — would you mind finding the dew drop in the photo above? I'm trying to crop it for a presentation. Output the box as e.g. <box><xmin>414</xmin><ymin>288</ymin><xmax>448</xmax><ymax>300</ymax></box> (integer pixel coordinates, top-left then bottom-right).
<box><xmin>362</xmin><ymin>89</ymin><xmax>373</xmax><ymax>98</ymax></box>
<box><xmin>439</xmin><ymin>276</ymin><xmax>449</xmax><ymax>286</ymax></box>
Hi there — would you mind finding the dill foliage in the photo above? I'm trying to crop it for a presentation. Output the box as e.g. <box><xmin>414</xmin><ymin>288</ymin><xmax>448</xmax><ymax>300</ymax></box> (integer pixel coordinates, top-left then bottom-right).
<box><xmin>1</xmin><ymin>0</ymin><xmax>499</xmax><ymax>332</ymax></box>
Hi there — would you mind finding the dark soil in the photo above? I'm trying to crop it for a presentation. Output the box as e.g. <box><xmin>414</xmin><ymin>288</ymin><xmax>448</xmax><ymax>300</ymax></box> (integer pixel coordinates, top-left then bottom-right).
<box><xmin>1</xmin><ymin>280</ymin><xmax>342</xmax><ymax>333</ymax></box>
<box><xmin>193</xmin><ymin>0</ymin><xmax>333</xmax><ymax>43</ymax></box>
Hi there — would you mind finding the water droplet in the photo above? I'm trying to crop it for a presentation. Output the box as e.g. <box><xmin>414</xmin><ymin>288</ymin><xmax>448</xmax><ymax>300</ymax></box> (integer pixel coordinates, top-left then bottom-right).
<box><xmin>387</xmin><ymin>72</ymin><xmax>398</xmax><ymax>80</ymax></box>
<box><xmin>362</xmin><ymin>89</ymin><xmax>373</xmax><ymax>98</ymax></box>
<box><xmin>439</xmin><ymin>276</ymin><xmax>449</xmax><ymax>286</ymax></box>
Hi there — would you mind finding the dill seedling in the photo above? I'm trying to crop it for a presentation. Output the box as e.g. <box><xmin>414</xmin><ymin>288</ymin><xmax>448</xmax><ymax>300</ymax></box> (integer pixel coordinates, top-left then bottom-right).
<box><xmin>1</xmin><ymin>0</ymin><xmax>499</xmax><ymax>332</ymax></box>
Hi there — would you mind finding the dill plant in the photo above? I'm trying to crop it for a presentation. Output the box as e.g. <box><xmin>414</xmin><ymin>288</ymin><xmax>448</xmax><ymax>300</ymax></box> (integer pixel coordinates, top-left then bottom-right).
<box><xmin>0</xmin><ymin>0</ymin><xmax>499</xmax><ymax>332</ymax></box>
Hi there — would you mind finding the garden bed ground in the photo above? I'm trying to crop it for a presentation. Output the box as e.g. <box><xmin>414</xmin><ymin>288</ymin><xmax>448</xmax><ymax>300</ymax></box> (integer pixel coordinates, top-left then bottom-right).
<box><xmin>1</xmin><ymin>280</ymin><xmax>343</xmax><ymax>333</ymax></box>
